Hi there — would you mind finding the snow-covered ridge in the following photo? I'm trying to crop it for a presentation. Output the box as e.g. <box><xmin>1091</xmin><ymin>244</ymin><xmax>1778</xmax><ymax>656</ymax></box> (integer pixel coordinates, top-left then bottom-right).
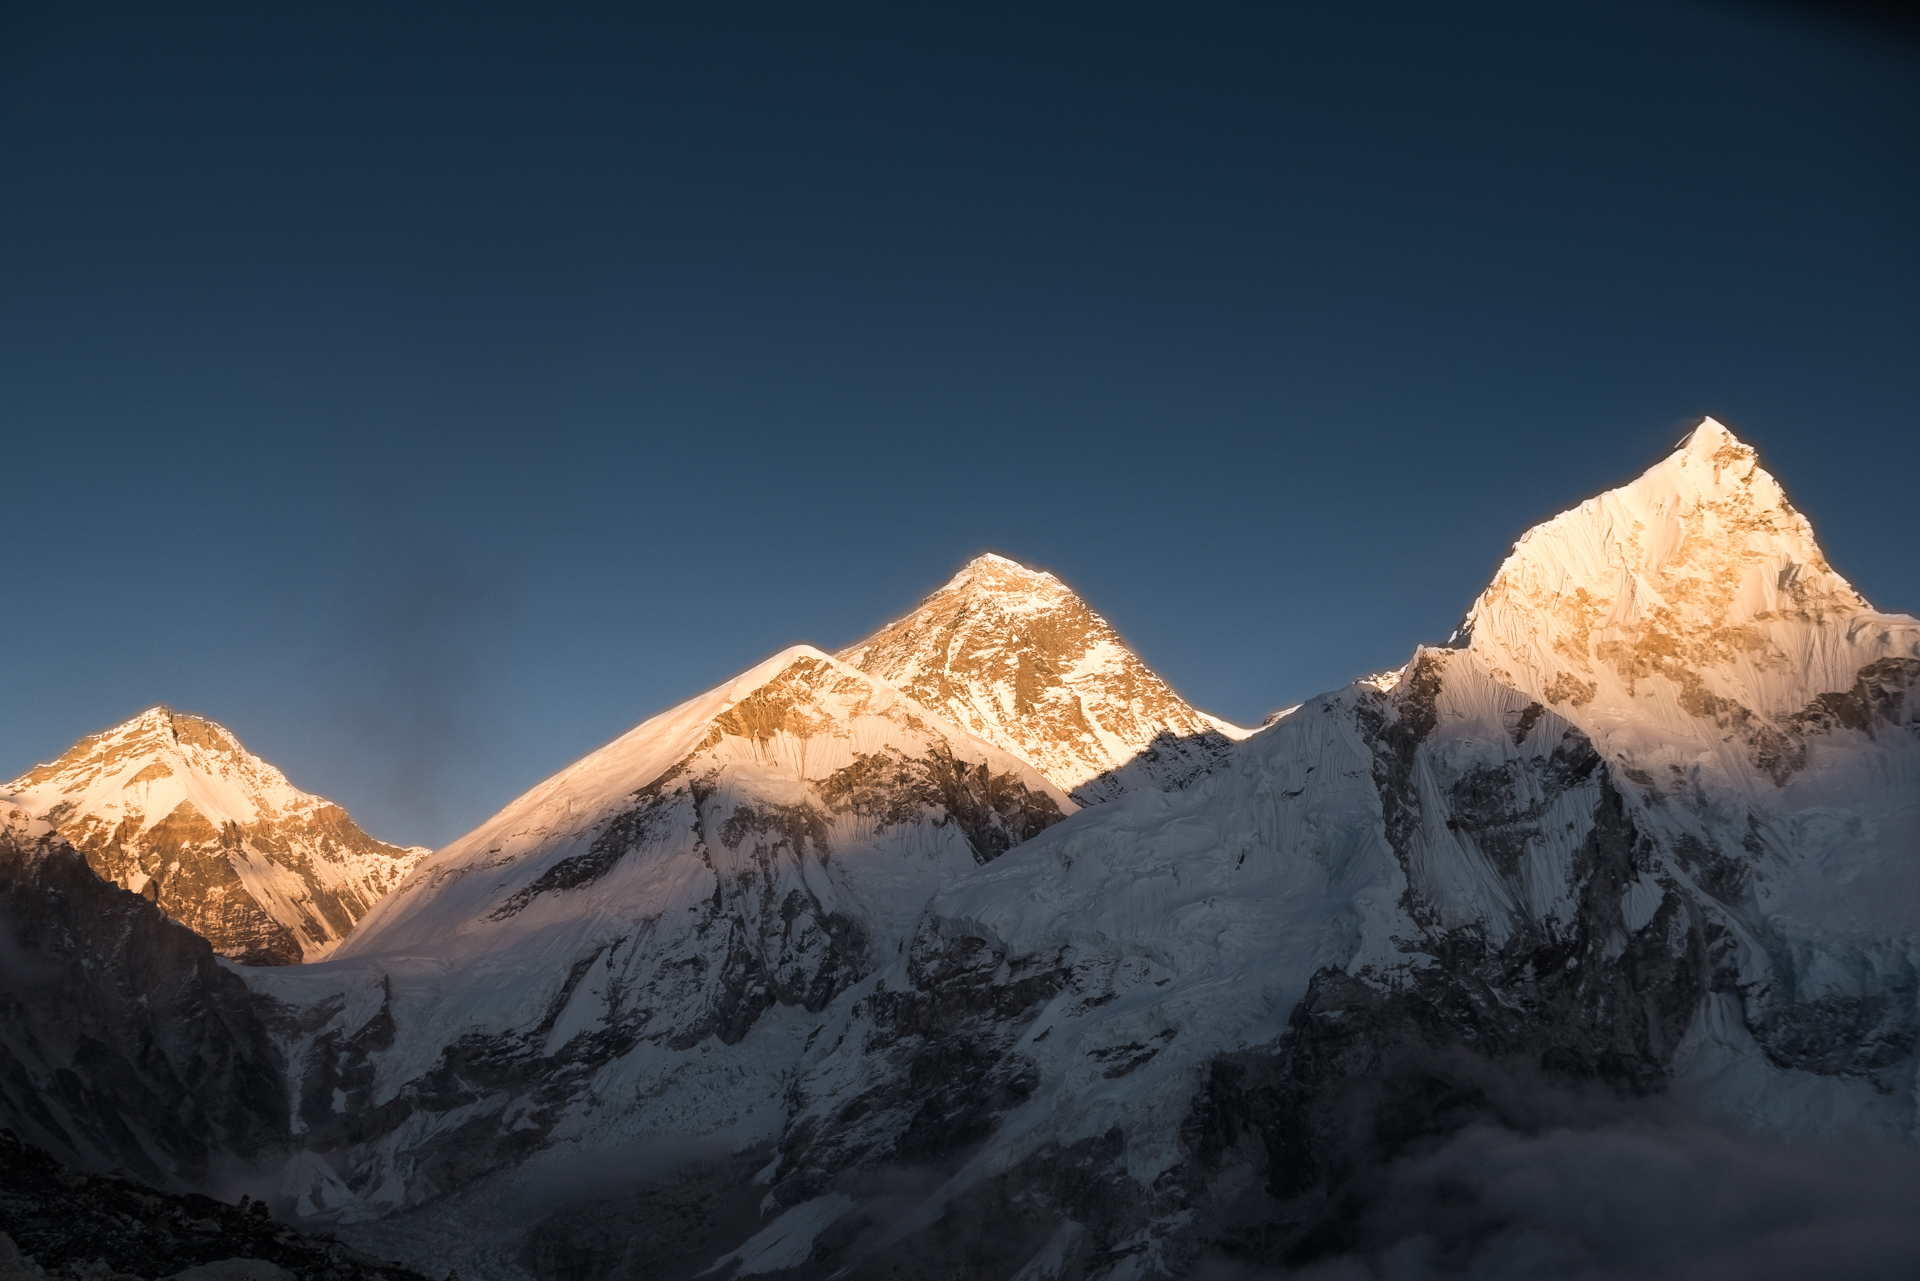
<box><xmin>12</xmin><ymin>418</ymin><xmax>1913</xmax><ymax>1281</ymax></box>
<box><xmin>748</xmin><ymin>420</ymin><xmax>1920</xmax><ymax>1275</ymax></box>
<box><xmin>4</xmin><ymin>707</ymin><xmax>427</xmax><ymax>963</ymax></box>
<box><xmin>255</xmin><ymin>645</ymin><xmax>1076</xmax><ymax>1224</ymax></box>
<box><xmin>1461</xmin><ymin>417</ymin><xmax>1920</xmax><ymax>787</ymax></box>
<box><xmin>841</xmin><ymin>552</ymin><xmax>1250</xmax><ymax>804</ymax></box>
<box><xmin>341</xmin><ymin>644</ymin><xmax>1074</xmax><ymax>964</ymax></box>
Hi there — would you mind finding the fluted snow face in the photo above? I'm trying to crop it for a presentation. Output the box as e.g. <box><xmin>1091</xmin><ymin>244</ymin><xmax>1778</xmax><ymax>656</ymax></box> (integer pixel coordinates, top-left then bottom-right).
<box><xmin>842</xmin><ymin>553</ymin><xmax>1249</xmax><ymax>804</ymax></box>
<box><xmin>769</xmin><ymin>422</ymin><xmax>1920</xmax><ymax>1254</ymax></box>
<box><xmin>4</xmin><ymin>708</ymin><xmax>427</xmax><ymax>964</ymax></box>
<box><xmin>1448</xmin><ymin>421</ymin><xmax>1920</xmax><ymax>1117</ymax></box>
<box><xmin>1461</xmin><ymin>418</ymin><xmax>1919</xmax><ymax>785</ymax></box>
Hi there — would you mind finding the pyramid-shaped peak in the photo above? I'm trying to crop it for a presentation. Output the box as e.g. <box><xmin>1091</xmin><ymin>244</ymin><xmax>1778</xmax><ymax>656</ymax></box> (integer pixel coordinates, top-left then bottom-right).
<box><xmin>1624</xmin><ymin>414</ymin><xmax>1781</xmax><ymax>508</ymax></box>
<box><xmin>1679</xmin><ymin>414</ymin><xmax>1742</xmax><ymax>453</ymax></box>
<box><xmin>96</xmin><ymin>705</ymin><xmax>175</xmax><ymax>740</ymax></box>
<box><xmin>842</xmin><ymin>554</ymin><xmax>1247</xmax><ymax>801</ymax></box>
<box><xmin>1455</xmin><ymin>415</ymin><xmax>1893</xmax><ymax>732</ymax></box>
<box><xmin>14</xmin><ymin>708</ymin><xmax>192</xmax><ymax>790</ymax></box>
<box><xmin>939</xmin><ymin>552</ymin><xmax>1066</xmax><ymax>597</ymax></box>
<box><xmin>6</xmin><ymin>704</ymin><xmax>426</xmax><ymax>965</ymax></box>
<box><xmin>101</xmin><ymin>704</ymin><xmax>233</xmax><ymax>738</ymax></box>
<box><xmin>10</xmin><ymin>707</ymin><xmax>300</xmax><ymax>813</ymax></box>
<box><xmin>967</xmin><ymin>551</ymin><xmax>1044</xmax><ymax>572</ymax></box>
<box><xmin>1472</xmin><ymin>415</ymin><xmax>1857</xmax><ymax>625</ymax></box>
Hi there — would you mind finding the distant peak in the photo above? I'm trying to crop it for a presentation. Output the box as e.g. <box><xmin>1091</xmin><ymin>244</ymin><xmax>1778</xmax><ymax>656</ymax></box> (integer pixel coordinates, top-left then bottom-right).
<box><xmin>1672</xmin><ymin>415</ymin><xmax>1756</xmax><ymax>464</ymax></box>
<box><xmin>939</xmin><ymin>552</ymin><xmax>1063</xmax><ymax>596</ymax></box>
<box><xmin>1646</xmin><ymin>415</ymin><xmax>1766</xmax><ymax>485</ymax></box>
<box><xmin>1680</xmin><ymin>414</ymin><xmax>1733</xmax><ymax>447</ymax></box>
<box><xmin>111</xmin><ymin>706</ymin><xmax>239</xmax><ymax>754</ymax></box>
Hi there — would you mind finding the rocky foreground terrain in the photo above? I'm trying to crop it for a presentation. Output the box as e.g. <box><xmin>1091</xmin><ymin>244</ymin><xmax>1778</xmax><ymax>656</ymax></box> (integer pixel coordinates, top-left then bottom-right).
<box><xmin>2</xmin><ymin>420</ymin><xmax>1916</xmax><ymax>1279</ymax></box>
<box><xmin>0</xmin><ymin>1130</ymin><xmax>433</xmax><ymax>1281</ymax></box>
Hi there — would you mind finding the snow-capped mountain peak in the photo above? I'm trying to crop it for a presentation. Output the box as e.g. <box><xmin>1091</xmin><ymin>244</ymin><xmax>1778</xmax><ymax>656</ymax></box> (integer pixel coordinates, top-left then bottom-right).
<box><xmin>747</xmin><ymin>420</ymin><xmax>1920</xmax><ymax>1274</ymax></box>
<box><xmin>342</xmin><ymin>643</ymin><xmax>1075</xmax><ymax>965</ymax></box>
<box><xmin>841</xmin><ymin>553</ymin><xmax>1249</xmax><ymax>803</ymax></box>
<box><xmin>1459</xmin><ymin>418</ymin><xmax>1917</xmax><ymax>781</ymax></box>
<box><xmin>929</xmin><ymin>551</ymin><xmax>1071</xmax><ymax>610</ymax></box>
<box><xmin>4</xmin><ymin>707</ymin><xmax>426</xmax><ymax>963</ymax></box>
<box><xmin>7</xmin><ymin>419</ymin><xmax>1917</xmax><ymax>1281</ymax></box>
<box><xmin>248</xmin><ymin>645</ymin><xmax>1080</xmax><ymax>1221</ymax></box>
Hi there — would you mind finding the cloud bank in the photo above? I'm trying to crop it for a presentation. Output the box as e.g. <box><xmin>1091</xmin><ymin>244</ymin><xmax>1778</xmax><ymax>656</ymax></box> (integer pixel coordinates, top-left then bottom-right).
<box><xmin>1273</xmin><ymin>1110</ymin><xmax>1920</xmax><ymax>1281</ymax></box>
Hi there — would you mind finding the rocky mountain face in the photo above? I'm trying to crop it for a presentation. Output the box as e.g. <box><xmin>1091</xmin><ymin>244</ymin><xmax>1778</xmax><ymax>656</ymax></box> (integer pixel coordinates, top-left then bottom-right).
<box><xmin>1455</xmin><ymin>420</ymin><xmax>1920</xmax><ymax>1120</ymax></box>
<box><xmin>2</xmin><ymin>421</ymin><xmax>1914</xmax><ymax>1280</ymax></box>
<box><xmin>4</xmin><ymin>709</ymin><xmax>428</xmax><ymax>965</ymax></box>
<box><xmin>0</xmin><ymin>1130</ymin><xmax>434</xmax><ymax>1281</ymax></box>
<box><xmin>733</xmin><ymin>420</ymin><xmax>1919</xmax><ymax>1277</ymax></box>
<box><xmin>841</xmin><ymin>554</ymin><xmax>1248</xmax><ymax>804</ymax></box>
<box><xmin>0</xmin><ymin>803</ymin><xmax>287</xmax><ymax>1190</ymax></box>
<box><xmin>238</xmin><ymin>646</ymin><xmax>1072</xmax><ymax>1228</ymax></box>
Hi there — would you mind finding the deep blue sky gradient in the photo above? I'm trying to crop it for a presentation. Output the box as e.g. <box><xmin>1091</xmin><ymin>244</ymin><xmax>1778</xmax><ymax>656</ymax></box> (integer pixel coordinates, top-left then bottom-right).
<box><xmin>3</xmin><ymin>1</ymin><xmax>1915</xmax><ymax>847</ymax></box>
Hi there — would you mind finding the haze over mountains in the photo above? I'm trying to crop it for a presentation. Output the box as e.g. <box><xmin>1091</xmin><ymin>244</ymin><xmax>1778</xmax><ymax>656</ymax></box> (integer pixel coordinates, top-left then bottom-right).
<box><xmin>2</xmin><ymin>419</ymin><xmax>1916</xmax><ymax>1280</ymax></box>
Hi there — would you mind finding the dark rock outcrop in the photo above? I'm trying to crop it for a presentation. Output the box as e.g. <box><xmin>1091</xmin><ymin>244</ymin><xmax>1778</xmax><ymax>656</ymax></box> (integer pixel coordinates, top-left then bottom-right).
<box><xmin>0</xmin><ymin>822</ymin><xmax>287</xmax><ymax>1188</ymax></box>
<box><xmin>0</xmin><ymin>1130</ymin><xmax>432</xmax><ymax>1281</ymax></box>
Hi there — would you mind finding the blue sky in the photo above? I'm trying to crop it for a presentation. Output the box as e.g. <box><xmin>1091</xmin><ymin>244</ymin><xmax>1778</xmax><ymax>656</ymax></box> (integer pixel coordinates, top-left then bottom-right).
<box><xmin>2</xmin><ymin>1</ymin><xmax>1914</xmax><ymax>848</ymax></box>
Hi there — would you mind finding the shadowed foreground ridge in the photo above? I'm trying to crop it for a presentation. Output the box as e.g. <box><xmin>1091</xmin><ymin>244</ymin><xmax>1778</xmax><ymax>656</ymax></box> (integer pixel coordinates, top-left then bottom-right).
<box><xmin>0</xmin><ymin>809</ymin><xmax>287</xmax><ymax>1188</ymax></box>
<box><xmin>0</xmin><ymin>1130</ymin><xmax>433</xmax><ymax>1281</ymax></box>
